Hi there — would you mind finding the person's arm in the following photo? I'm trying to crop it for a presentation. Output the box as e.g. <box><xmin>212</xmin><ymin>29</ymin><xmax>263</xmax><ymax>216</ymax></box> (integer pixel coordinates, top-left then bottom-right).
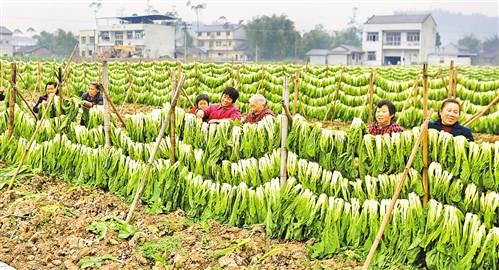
<box><xmin>95</xmin><ymin>93</ymin><xmax>104</xmax><ymax>105</ymax></box>
<box><xmin>464</xmin><ymin>128</ymin><xmax>474</xmax><ymax>142</ymax></box>
<box><xmin>81</xmin><ymin>93</ymin><xmax>93</xmax><ymax>108</ymax></box>
<box><xmin>33</xmin><ymin>96</ymin><xmax>44</xmax><ymax>113</ymax></box>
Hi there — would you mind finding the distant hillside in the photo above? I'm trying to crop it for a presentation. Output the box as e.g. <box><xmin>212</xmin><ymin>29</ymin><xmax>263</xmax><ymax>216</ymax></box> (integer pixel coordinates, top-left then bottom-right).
<box><xmin>396</xmin><ymin>10</ymin><xmax>498</xmax><ymax>45</ymax></box>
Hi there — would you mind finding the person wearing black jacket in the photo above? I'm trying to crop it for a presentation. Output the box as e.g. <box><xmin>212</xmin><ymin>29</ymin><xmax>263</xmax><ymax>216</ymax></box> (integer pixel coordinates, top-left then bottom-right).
<box><xmin>428</xmin><ymin>98</ymin><xmax>474</xmax><ymax>141</ymax></box>
<box><xmin>33</xmin><ymin>82</ymin><xmax>58</xmax><ymax>113</ymax></box>
<box><xmin>81</xmin><ymin>82</ymin><xmax>104</xmax><ymax>108</ymax></box>
<box><xmin>0</xmin><ymin>86</ymin><xmax>5</xmax><ymax>101</ymax></box>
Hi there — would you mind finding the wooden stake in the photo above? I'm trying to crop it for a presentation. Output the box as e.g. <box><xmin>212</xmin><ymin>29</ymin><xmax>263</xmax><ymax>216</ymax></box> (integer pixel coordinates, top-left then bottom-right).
<box><xmin>397</xmin><ymin>74</ymin><xmax>420</xmax><ymax>125</ymax></box>
<box><xmin>125</xmin><ymin>73</ymin><xmax>185</xmax><ymax>223</ymax></box>
<box><xmin>367</xmin><ymin>70</ymin><xmax>375</xmax><ymax>123</ymax></box>
<box><xmin>463</xmin><ymin>94</ymin><xmax>499</xmax><ymax>126</ymax></box>
<box><xmin>362</xmin><ymin>111</ymin><xmax>433</xmax><ymax>270</ymax></box>
<box><xmin>16</xmin><ymin>91</ymin><xmax>37</xmax><ymax>119</ymax></box>
<box><xmin>102</xmin><ymin>61</ymin><xmax>111</xmax><ymax>147</ymax></box>
<box><xmin>102</xmin><ymin>88</ymin><xmax>127</xmax><ymax>129</ymax></box>
<box><xmin>292</xmin><ymin>69</ymin><xmax>301</xmax><ymax>114</ymax></box>
<box><xmin>452</xmin><ymin>66</ymin><xmax>458</xmax><ymax>98</ymax></box>
<box><xmin>56</xmin><ymin>67</ymin><xmax>63</xmax><ymax>115</ymax></box>
<box><xmin>448</xmin><ymin>60</ymin><xmax>454</xmax><ymax>98</ymax></box>
<box><xmin>7</xmin><ymin>94</ymin><xmax>55</xmax><ymax>190</ymax></box>
<box><xmin>7</xmin><ymin>63</ymin><xmax>17</xmax><ymax>138</ymax></box>
<box><xmin>422</xmin><ymin>64</ymin><xmax>430</xmax><ymax>206</ymax></box>
<box><xmin>280</xmin><ymin>76</ymin><xmax>290</xmax><ymax>185</ymax></box>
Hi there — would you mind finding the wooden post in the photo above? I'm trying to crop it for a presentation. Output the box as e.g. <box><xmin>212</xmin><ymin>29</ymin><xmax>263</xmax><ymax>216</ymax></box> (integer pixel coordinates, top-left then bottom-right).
<box><xmin>362</xmin><ymin>111</ymin><xmax>433</xmax><ymax>270</ymax></box>
<box><xmin>102</xmin><ymin>61</ymin><xmax>111</xmax><ymax>147</ymax></box>
<box><xmin>463</xmin><ymin>94</ymin><xmax>499</xmax><ymax>126</ymax></box>
<box><xmin>397</xmin><ymin>74</ymin><xmax>420</xmax><ymax>125</ymax></box>
<box><xmin>16</xmin><ymin>92</ymin><xmax>37</xmax><ymax>119</ymax></box>
<box><xmin>292</xmin><ymin>69</ymin><xmax>300</xmax><ymax>114</ymax></box>
<box><xmin>422</xmin><ymin>64</ymin><xmax>429</xmax><ymax>206</ymax></box>
<box><xmin>8</xmin><ymin>95</ymin><xmax>55</xmax><ymax>190</ymax></box>
<box><xmin>56</xmin><ymin>67</ymin><xmax>63</xmax><ymax>115</ymax></box>
<box><xmin>124</xmin><ymin>62</ymin><xmax>133</xmax><ymax>103</ymax></box>
<box><xmin>280</xmin><ymin>76</ymin><xmax>290</xmax><ymax>185</ymax></box>
<box><xmin>367</xmin><ymin>70</ymin><xmax>375</xmax><ymax>123</ymax></box>
<box><xmin>448</xmin><ymin>60</ymin><xmax>454</xmax><ymax>98</ymax></box>
<box><xmin>7</xmin><ymin>63</ymin><xmax>17</xmax><ymax>138</ymax></box>
<box><xmin>452</xmin><ymin>65</ymin><xmax>458</xmax><ymax>98</ymax></box>
<box><xmin>170</xmin><ymin>65</ymin><xmax>182</xmax><ymax>164</ymax></box>
<box><xmin>37</xmin><ymin>62</ymin><xmax>42</xmax><ymax>96</ymax></box>
<box><xmin>126</xmin><ymin>73</ymin><xmax>185</xmax><ymax>223</ymax></box>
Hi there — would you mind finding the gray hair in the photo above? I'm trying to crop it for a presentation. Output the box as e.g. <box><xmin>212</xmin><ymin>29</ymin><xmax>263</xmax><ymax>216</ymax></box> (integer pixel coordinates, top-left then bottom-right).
<box><xmin>249</xmin><ymin>94</ymin><xmax>267</xmax><ymax>106</ymax></box>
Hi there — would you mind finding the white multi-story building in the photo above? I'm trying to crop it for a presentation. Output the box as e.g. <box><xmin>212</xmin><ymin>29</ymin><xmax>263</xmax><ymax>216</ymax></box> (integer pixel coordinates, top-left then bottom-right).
<box><xmin>194</xmin><ymin>24</ymin><xmax>248</xmax><ymax>62</ymax></box>
<box><xmin>79</xmin><ymin>14</ymin><xmax>177</xmax><ymax>58</ymax></box>
<box><xmin>362</xmin><ymin>14</ymin><xmax>437</xmax><ymax>66</ymax></box>
<box><xmin>0</xmin><ymin>26</ymin><xmax>13</xmax><ymax>57</ymax></box>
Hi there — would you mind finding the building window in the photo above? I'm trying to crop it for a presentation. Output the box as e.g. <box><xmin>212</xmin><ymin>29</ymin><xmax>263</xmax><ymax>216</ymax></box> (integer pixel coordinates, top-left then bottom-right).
<box><xmin>127</xmin><ymin>31</ymin><xmax>133</xmax><ymax>39</ymax></box>
<box><xmin>101</xmin><ymin>31</ymin><xmax>110</xmax><ymax>41</ymax></box>
<box><xmin>90</xmin><ymin>36</ymin><xmax>95</xmax><ymax>44</ymax></box>
<box><xmin>199</xmin><ymin>41</ymin><xmax>204</xmax><ymax>47</ymax></box>
<box><xmin>88</xmin><ymin>50</ymin><xmax>93</xmax><ymax>56</ymax></box>
<box><xmin>216</xmin><ymin>41</ymin><xmax>221</xmax><ymax>47</ymax></box>
<box><xmin>135</xmin><ymin>30</ymin><xmax>144</xmax><ymax>39</ymax></box>
<box><xmin>367</xmin><ymin>32</ymin><xmax>378</xmax><ymax>42</ymax></box>
<box><xmin>228</xmin><ymin>41</ymin><xmax>232</xmax><ymax>47</ymax></box>
<box><xmin>0</xmin><ymin>41</ymin><xmax>3</xmax><ymax>44</ymax></box>
<box><xmin>218</xmin><ymin>53</ymin><xmax>223</xmax><ymax>56</ymax></box>
<box><xmin>385</xmin><ymin>32</ymin><xmax>401</xmax><ymax>46</ymax></box>
<box><xmin>81</xmin><ymin>36</ymin><xmax>87</xmax><ymax>44</ymax></box>
<box><xmin>115</xmin><ymin>31</ymin><xmax>123</xmax><ymax>40</ymax></box>
<box><xmin>407</xmin><ymin>31</ymin><xmax>420</xmax><ymax>42</ymax></box>
<box><xmin>209</xmin><ymin>41</ymin><xmax>214</xmax><ymax>47</ymax></box>
<box><xmin>216</xmin><ymin>32</ymin><xmax>221</xmax><ymax>36</ymax></box>
<box><xmin>226</xmin><ymin>31</ymin><xmax>231</xmax><ymax>36</ymax></box>
<box><xmin>197</xmin><ymin>32</ymin><xmax>202</xmax><ymax>37</ymax></box>
<box><xmin>368</xmin><ymin>51</ymin><xmax>376</xmax><ymax>61</ymax></box>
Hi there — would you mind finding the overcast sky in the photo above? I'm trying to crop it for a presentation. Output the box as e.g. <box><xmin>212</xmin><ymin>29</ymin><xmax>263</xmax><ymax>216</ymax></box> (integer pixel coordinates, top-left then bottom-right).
<box><xmin>1</xmin><ymin>0</ymin><xmax>497</xmax><ymax>33</ymax></box>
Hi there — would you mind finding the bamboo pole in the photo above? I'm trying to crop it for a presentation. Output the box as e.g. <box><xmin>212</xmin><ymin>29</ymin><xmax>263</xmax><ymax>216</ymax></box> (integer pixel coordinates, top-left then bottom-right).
<box><xmin>102</xmin><ymin>61</ymin><xmax>111</xmax><ymax>147</ymax></box>
<box><xmin>463</xmin><ymin>94</ymin><xmax>499</xmax><ymax>126</ymax></box>
<box><xmin>102</xmin><ymin>88</ymin><xmax>127</xmax><ymax>129</ymax></box>
<box><xmin>56</xmin><ymin>67</ymin><xmax>63</xmax><ymax>114</ymax></box>
<box><xmin>452</xmin><ymin>66</ymin><xmax>458</xmax><ymax>98</ymax></box>
<box><xmin>448</xmin><ymin>60</ymin><xmax>454</xmax><ymax>98</ymax></box>
<box><xmin>170</xmin><ymin>66</ymin><xmax>182</xmax><ymax>164</ymax></box>
<box><xmin>16</xmin><ymin>91</ymin><xmax>37</xmax><ymax>119</ymax></box>
<box><xmin>8</xmin><ymin>94</ymin><xmax>55</xmax><ymax>190</ymax></box>
<box><xmin>7</xmin><ymin>63</ymin><xmax>17</xmax><ymax>138</ymax></box>
<box><xmin>292</xmin><ymin>69</ymin><xmax>301</xmax><ymax>114</ymax></box>
<box><xmin>280</xmin><ymin>76</ymin><xmax>290</xmax><ymax>185</ymax></box>
<box><xmin>37</xmin><ymin>62</ymin><xmax>42</xmax><ymax>97</ymax></box>
<box><xmin>367</xmin><ymin>70</ymin><xmax>376</xmax><ymax>123</ymax></box>
<box><xmin>361</xmin><ymin>111</ymin><xmax>433</xmax><ymax>270</ymax></box>
<box><xmin>124</xmin><ymin>62</ymin><xmax>133</xmax><ymax>103</ymax></box>
<box><xmin>125</xmin><ymin>73</ymin><xmax>185</xmax><ymax>223</ymax></box>
<box><xmin>422</xmin><ymin>64</ymin><xmax>429</xmax><ymax>206</ymax></box>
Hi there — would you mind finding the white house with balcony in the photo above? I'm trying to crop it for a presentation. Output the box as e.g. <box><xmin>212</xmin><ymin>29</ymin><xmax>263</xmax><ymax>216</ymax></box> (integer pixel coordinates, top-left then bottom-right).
<box><xmin>79</xmin><ymin>14</ymin><xmax>177</xmax><ymax>58</ymax></box>
<box><xmin>194</xmin><ymin>24</ymin><xmax>248</xmax><ymax>62</ymax></box>
<box><xmin>0</xmin><ymin>26</ymin><xmax>13</xmax><ymax>56</ymax></box>
<box><xmin>362</xmin><ymin>14</ymin><xmax>437</xmax><ymax>66</ymax></box>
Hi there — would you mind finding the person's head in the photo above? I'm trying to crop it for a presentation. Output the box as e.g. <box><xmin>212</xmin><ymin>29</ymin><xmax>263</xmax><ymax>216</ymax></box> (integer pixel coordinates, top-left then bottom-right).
<box><xmin>249</xmin><ymin>94</ymin><xmax>267</xmax><ymax>114</ymax></box>
<box><xmin>221</xmin><ymin>87</ymin><xmax>239</xmax><ymax>107</ymax></box>
<box><xmin>88</xmin><ymin>82</ymin><xmax>102</xmax><ymax>98</ymax></box>
<box><xmin>45</xmin><ymin>82</ymin><xmax>58</xmax><ymax>95</ymax></box>
<box><xmin>195</xmin><ymin>94</ymin><xmax>210</xmax><ymax>110</ymax></box>
<box><xmin>439</xmin><ymin>98</ymin><xmax>461</xmax><ymax>126</ymax></box>
<box><xmin>375</xmin><ymin>100</ymin><xmax>396</xmax><ymax>126</ymax></box>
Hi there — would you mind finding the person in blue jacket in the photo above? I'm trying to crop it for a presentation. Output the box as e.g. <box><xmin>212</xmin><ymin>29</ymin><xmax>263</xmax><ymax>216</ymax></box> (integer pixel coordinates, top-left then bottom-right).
<box><xmin>428</xmin><ymin>98</ymin><xmax>474</xmax><ymax>141</ymax></box>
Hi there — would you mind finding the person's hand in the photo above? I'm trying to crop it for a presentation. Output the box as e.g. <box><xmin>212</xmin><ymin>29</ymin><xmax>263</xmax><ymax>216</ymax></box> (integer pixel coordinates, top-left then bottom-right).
<box><xmin>0</xmin><ymin>87</ymin><xmax>4</xmax><ymax>94</ymax></box>
<box><xmin>196</xmin><ymin>110</ymin><xmax>204</xmax><ymax>118</ymax></box>
<box><xmin>82</xmin><ymin>101</ymin><xmax>93</xmax><ymax>108</ymax></box>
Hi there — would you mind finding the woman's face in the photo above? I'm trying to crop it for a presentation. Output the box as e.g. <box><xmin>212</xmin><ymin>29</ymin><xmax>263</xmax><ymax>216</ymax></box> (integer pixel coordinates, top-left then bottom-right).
<box><xmin>221</xmin><ymin>94</ymin><xmax>233</xmax><ymax>107</ymax></box>
<box><xmin>375</xmin><ymin>105</ymin><xmax>392</xmax><ymax>126</ymax></box>
<box><xmin>440</xmin><ymin>102</ymin><xmax>460</xmax><ymax>126</ymax></box>
<box><xmin>46</xmin><ymin>84</ymin><xmax>56</xmax><ymax>95</ymax></box>
<box><xmin>197</xmin><ymin>100</ymin><xmax>209</xmax><ymax>110</ymax></box>
<box><xmin>88</xmin><ymin>84</ymin><xmax>98</xmax><ymax>97</ymax></box>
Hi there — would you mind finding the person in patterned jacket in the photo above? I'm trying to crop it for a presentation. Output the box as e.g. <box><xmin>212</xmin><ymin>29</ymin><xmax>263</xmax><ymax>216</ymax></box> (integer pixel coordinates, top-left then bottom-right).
<box><xmin>368</xmin><ymin>100</ymin><xmax>404</xmax><ymax>135</ymax></box>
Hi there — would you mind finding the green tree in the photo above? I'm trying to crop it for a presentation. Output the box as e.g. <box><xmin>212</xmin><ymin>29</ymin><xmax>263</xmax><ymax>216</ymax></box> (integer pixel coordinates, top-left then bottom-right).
<box><xmin>458</xmin><ymin>34</ymin><xmax>482</xmax><ymax>53</ymax></box>
<box><xmin>481</xmin><ymin>35</ymin><xmax>498</xmax><ymax>65</ymax></box>
<box><xmin>33</xmin><ymin>29</ymin><xmax>78</xmax><ymax>56</ymax></box>
<box><xmin>298</xmin><ymin>25</ymin><xmax>332</xmax><ymax>58</ymax></box>
<box><xmin>331</xmin><ymin>27</ymin><xmax>361</xmax><ymax>48</ymax></box>
<box><xmin>244</xmin><ymin>15</ymin><xmax>300</xmax><ymax>60</ymax></box>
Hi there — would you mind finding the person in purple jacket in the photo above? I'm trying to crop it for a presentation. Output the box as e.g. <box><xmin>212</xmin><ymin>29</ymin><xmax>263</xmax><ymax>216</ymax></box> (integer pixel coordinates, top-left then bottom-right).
<box><xmin>196</xmin><ymin>87</ymin><xmax>241</xmax><ymax>124</ymax></box>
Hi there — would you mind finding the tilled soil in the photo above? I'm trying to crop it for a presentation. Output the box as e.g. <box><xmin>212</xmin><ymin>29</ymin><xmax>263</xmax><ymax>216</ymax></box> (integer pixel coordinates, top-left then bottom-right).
<box><xmin>0</xmin><ymin>170</ymin><xmax>361</xmax><ymax>270</ymax></box>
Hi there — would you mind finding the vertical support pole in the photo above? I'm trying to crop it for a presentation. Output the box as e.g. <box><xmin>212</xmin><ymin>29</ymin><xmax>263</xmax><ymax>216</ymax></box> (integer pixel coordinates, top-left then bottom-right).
<box><xmin>7</xmin><ymin>63</ymin><xmax>17</xmax><ymax>138</ymax></box>
<box><xmin>57</xmin><ymin>67</ymin><xmax>63</xmax><ymax>114</ymax></box>
<box><xmin>422</xmin><ymin>63</ymin><xmax>429</xmax><ymax>206</ymax></box>
<box><xmin>452</xmin><ymin>65</ymin><xmax>458</xmax><ymax>98</ymax></box>
<box><xmin>367</xmin><ymin>70</ymin><xmax>375</xmax><ymax>123</ymax></box>
<box><xmin>292</xmin><ymin>69</ymin><xmax>300</xmax><ymax>114</ymax></box>
<box><xmin>448</xmin><ymin>60</ymin><xmax>454</xmax><ymax>98</ymax></box>
<box><xmin>37</xmin><ymin>62</ymin><xmax>42</xmax><ymax>97</ymax></box>
<box><xmin>280</xmin><ymin>76</ymin><xmax>290</xmax><ymax>185</ymax></box>
<box><xmin>102</xmin><ymin>60</ymin><xmax>111</xmax><ymax>147</ymax></box>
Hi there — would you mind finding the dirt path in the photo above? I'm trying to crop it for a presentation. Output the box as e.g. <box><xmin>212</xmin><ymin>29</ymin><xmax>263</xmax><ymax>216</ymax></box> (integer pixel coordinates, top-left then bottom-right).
<box><xmin>0</xmin><ymin>170</ymin><xmax>361</xmax><ymax>270</ymax></box>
